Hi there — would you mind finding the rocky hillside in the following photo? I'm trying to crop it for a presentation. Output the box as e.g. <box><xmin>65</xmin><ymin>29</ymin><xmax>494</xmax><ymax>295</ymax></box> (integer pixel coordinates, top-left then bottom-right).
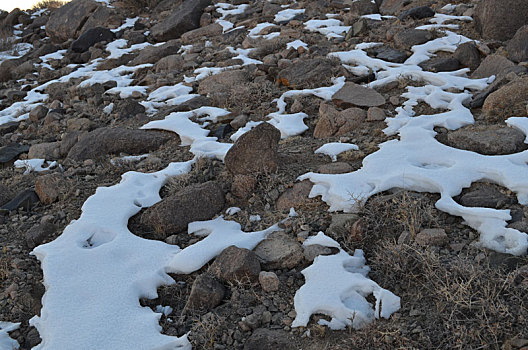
<box><xmin>0</xmin><ymin>0</ymin><xmax>527</xmax><ymax>349</ymax></box>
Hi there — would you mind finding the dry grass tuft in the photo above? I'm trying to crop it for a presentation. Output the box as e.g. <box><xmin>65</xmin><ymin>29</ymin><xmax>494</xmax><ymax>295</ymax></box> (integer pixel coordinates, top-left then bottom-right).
<box><xmin>32</xmin><ymin>0</ymin><xmax>68</xmax><ymax>10</ymax></box>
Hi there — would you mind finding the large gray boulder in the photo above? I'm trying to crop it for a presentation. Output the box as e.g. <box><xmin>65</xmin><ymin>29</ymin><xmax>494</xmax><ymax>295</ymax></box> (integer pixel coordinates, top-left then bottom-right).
<box><xmin>474</xmin><ymin>0</ymin><xmax>528</xmax><ymax>41</ymax></box>
<box><xmin>46</xmin><ymin>0</ymin><xmax>100</xmax><ymax>42</ymax></box>
<box><xmin>150</xmin><ymin>0</ymin><xmax>211</xmax><ymax>42</ymax></box>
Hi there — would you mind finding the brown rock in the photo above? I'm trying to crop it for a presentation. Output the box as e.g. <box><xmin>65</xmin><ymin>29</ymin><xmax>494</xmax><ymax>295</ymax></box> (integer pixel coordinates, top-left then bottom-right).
<box><xmin>507</xmin><ymin>25</ymin><xmax>528</xmax><ymax>63</ymax></box>
<box><xmin>254</xmin><ymin>232</ymin><xmax>304</xmax><ymax>270</ymax></box>
<box><xmin>314</xmin><ymin>103</ymin><xmax>366</xmax><ymax>138</ymax></box>
<box><xmin>393</xmin><ymin>29</ymin><xmax>433</xmax><ymax>49</ymax></box>
<box><xmin>208</xmin><ymin>246</ymin><xmax>261</xmax><ymax>283</ymax></box>
<box><xmin>454</xmin><ymin>42</ymin><xmax>481</xmax><ymax>71</ymax></box>
<box><xmin>367</xmin><ymin>106</ymin><xmax>386</xmax><ymax>121</ymax></box>
<box><xmin>29</xmin><ymin>105</ymin><xmax>48</xmax><ymax>123</ymax></box>
<box><xmin>483</xmin><ymin>78</ymin><xmax>528</xmax><ymax>122</ymax></box>
<box><xmin>35</xmin><ymin>173</ymin><xmax>69</xmax><ymax>205</ymax></box>
<box><xmin>471</xmin><ymin>54</ymin><xmax>515</xmax><ymax>79</ymax></box>
<box><xmin>141</xmin><ymin>181</ymin><xmax>224</xmax><ymax>235</ymax></box>
<box><xmin>277</xmin><ymin>58</ymin><xmax>339</xmax><ymax>89</ymax></box>
<box><xmin>181</xmin><ymin>23</ymin><xmax>223</xmax><ymax>44</ymax></box>
<box><xmin>184</xmin><ymin>274</ymin><xmax>225</xmax><ymax>312</ymax></box>
<box><xmin>231</xmin><ymin>174</ymin><xmax>257</xmax><ymax>199</ymax></box>
<box><xmin>446</xmin><ymin>125</ymin><xmax>526</xmax><ymax>155</ymax></box>
<box><xmin>317</xmin><ymin>162</ymin><xmax>353</xmax><ymax>174</ymax></box>
<box><xmin>224</xmin><ymin>123</ymin><xmax>281</xmax><ymax>175</ymax></box>
<box><xmin>45</xmin><ymin>0</ymin><xmax>101</xmax><ymax>42</ymax></box>
<box><xmin>198</xmin><ymin>70</ymin><xmax>249</xmax><ymax>106</ymax></box>
<box><xmin>28</xmin><ymin>142</ymin><xmax>61</xmax><ymax>160</ymax></box>
<box><xmin>474</xmin><ymin>0</ymin><xmax>528</xmax><ymax>41</ymax></box>
<box><xmin>332</xmin><ymin>82</ymin><xmax>386</xmax><ymax>108</ymax></box>
<box><xmin>258</xmin><ymin>271</ymin><xmax>279</xmax><ymax>292</ymax></box>
<box><xmin>276</xmin><ymin>180</ymin><xmax>313</xmax><ymax>211</ymax></box>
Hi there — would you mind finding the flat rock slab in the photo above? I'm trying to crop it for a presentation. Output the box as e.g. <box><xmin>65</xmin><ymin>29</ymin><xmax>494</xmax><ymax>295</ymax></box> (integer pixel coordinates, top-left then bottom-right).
<box><xmin>483</xmin><ymin>78</ymin><xmax>528</xmax><ymax>122</ymax></box>
<box><xmin>277</xmin><ymin>58</ymin><xmax>340</xmax><ymax>89</ymax></box>
<box><xmin>254</xmin><ymin>232</ymin><xmax>304</xmax><ymax>270</ymax></box>
<box><xmin>1</xmin><ymin>189</ymin><xmax>39</xmax><ymax>212</ymax></box>
<box><xmin>0</xmin><ymin>143</ymin><xmax>30</xmax><ymax>163</ymax></box>
<box><xmin>446</xmin><ymin>124</ymin><xmax>526</xmax><ymax>155</ymax></box>
<box><xmin>208</xmin><ymin>245</ymin><xmax>261</xmax><ymax>283</ymax></box>
<box><xmin>332</xmin><ymin>82</ymin><xmax>385</xmax><ymax>108</ymax></box>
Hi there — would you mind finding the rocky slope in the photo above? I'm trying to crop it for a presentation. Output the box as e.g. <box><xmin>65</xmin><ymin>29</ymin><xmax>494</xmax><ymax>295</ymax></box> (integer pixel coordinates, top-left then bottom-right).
<box><xmin>0</xmin><ymin>0</ymin><xmax>527</xmax><ymax>349</ymax></box>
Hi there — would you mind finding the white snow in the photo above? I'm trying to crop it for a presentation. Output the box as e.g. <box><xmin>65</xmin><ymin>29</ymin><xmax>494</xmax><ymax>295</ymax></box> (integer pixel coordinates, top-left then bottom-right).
<box><xmin>305</xmin><ymin>19</ymin><xmax>350</xmax><ymax>39</ymax></box>
<box><xmin>110</xmin><ymin>154</ymin><xmax>149</xmax><ymax>165</ymax></box>
<box><xmin>216</xmin><ymin>3</ymin><xmax>249</xmax><ymax>20</ymax></box>
<box><xmin>361</xmin><ymin>14</ymin><xmax>395</xmax><ymax>21</ymax></box>
<box><xmin>0</xmin><ymin>322</ymin><xmax>19</xmax><ymax>350</ymax></box>
<box><xmin>292</xmin><ymin>232</ymin><xmax>400</xmax><ymax>330</ymax></box>
<box><xmin>274</xmin><ymin>8</ymin><xmax>305</xmax><ymax>23</ymax></box>
<box><xmin>286</xmin><ymin>39</ymin><xmax>308</xmax><ymax>50</ymax></box>
<box><xmin>226</xmin><ymin>207</ymin><xmax>241</xmax><ymax>215</ymax></box>
<box><xmin>111</xmin><ymin>17</ymin><xmax>139</xmax><ymax>33</ymax></box>
<box><xmin>506</xmin><ymin>118</ymin><xmax>528</xmax><ymax>144</ymax></box>
<box><xmin>14</xmin><ymin>159</ymin><xmax>58</xmax><ymax>174</ymax></box>
<box><xmin>315</xmin><ymin>143</ymin><xmax>359</xmax><ymax>162</ymax></box>
<box><xmin>155</xmin><ymin>305</ymin><xmax>173</xmax><ymax>316</ymax></box>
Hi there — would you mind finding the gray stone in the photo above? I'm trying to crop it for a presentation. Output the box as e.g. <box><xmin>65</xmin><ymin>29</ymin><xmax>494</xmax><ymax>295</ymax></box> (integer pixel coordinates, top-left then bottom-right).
<box><xmin>332</xmin><ymin>82</ymin><xmax>386</xmax><ymax>108</ymax></box>
<box><xmin>224</xmin><ymin>123</ymin><xmax>281</xmax><ymax>175</ymax></box>
<box><xmin>1</xmin><ymin>189</ymin><xmax>39</xmax><ymax>211</ymax></box>
<box><xmin>150</xmin><ymin>0</ymin><xmax>212</xmax><ymax>42</ymax></box>
<box><xmin>28</xmin><ymin>142</ymin><xmax>61</xmax><ymax>160</ymax></box>
<box><xmin>45</xmin><ymin>0</ymin><xmax>101</xmax><ymax>42</ymax></box>
<box><xmin>317</xmin><ymin>162</ymin><xmax>354</xmax><ymax>174</ymax></box>
<box><xmin>474</xmin><ymin>0</ymin><xmax>528</xmax><ymax>41</ymax></box>
<box><xmin>29</xmin><ymin>105</ymin><xmax>49</xmax><ymax>122</ymax></box>
<box><xmin>348</xmin><ymin>0</ymin><xmax>378</xmax><ymax>16</ymax></box>
<box><xmin>454</xmin><ymin>42</ymin><xmax>481</xmax><ymax>71</ymax></box>
<box><xmin>375</xmin><ymin>46</ymin><xmax>408</xmax><ymax>63</ymax></box>
<box><xmin>71</xmin><ymin>27</ymin><xmax>115</xmax><ymax>53</ymax></box>
<box><xmin>198</xmin><ymin>70</ymin><xmax>249</xmax><ymax>106</ymax></box>
<box><xmin>208</xmin><ymin>246</ymin><xmax>261</xmax><ymax>283</ymax></box>
<box><xmin>471</xmin><ymin>54</ymin><xmax>515</xmax><ymax>79</ymax></box>
<box><xmin>419</xmin><ymin>57</ymin><xmax>460</xmax><ymax>72</ymax></box>
<box><xmin>128</xmin><ymin>40</ymin><xmax>181</xmax><ymax>66</ymax></box>
<box><xmin>254</xmin><ymin>232</ymin><xmax>304</xmax><ymax>270</ymax></box>
<box><xmin>277</xmin><ymin>58</ymin><xmax>339</xmax><ymax>89</ymax></box>
<box><xmin>26</xmin><ymin>222</ymin><xmax>57</xmax><ymax>249</ymax></box>
<box><xmin>507</xmin><ymin>25</ymin><xmax>528</xmax><ymax>63</ymax></box>
<box><xmin>398</xmin><ymin>6</ymin><xmax>435</xmax><ymax>20</ymax></box>
<box><xmin>367</xmin><ymin>106</ymin><xmax>386</xmax><ymax>121</ymax></box>
<box><xmin>258</xmin><ymin>271</ymin><xmax>279</xmax><ymax>292</ymax></box>
<box><xmin>181</xmin><ymin>23</ymin><xmax>223</xmax><ymax>44</ymax></box>
<box><xmin>446</xmin><ymin>125</ymin><xmax>526</xmax><ymax>155</ymax></box>
<box><xmin>459</xmin><ymin>186</ymin><xmax>511</xmax><ymax>208</ymax></box>
<box><xmin>141</xmin><ymin>181</ymin><xmax>225</xmax><ymax>235</ymax></box>
<box><xmin>0</xmin><ymin>143</ymin><xmax>29</xmax><ymax>163</ymax></box>
<box><xmin>184</xmin><ymin>274</ymin><xmax>225</xmax><ymax>312</ymax></box>
<box><xmin>393</xmin><ymin>29</ymin><xmax>433</xmax><ymax>49</ymax></box>
<box><xmin>276</xmin><ymin>180</ymin><xmax>313</xmax><ymax>211</ymax></box>
<box><xmin>303</xmin><ymin>244</ymin><xmax>336</xmax><ymax>262</ymax></box>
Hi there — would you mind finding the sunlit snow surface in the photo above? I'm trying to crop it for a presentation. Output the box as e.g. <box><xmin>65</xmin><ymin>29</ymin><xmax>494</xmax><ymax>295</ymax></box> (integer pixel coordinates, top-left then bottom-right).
<box><xmin>292</xmin><ymin>232</ymin><xmax>400</xmax><ymax>330</ymax></box>
<box><xmin>300</xmin><ymin>30</ymin><xmax>528</xmax><ymax>255</ymax></box>
<box><xmin>0</xmin><ymin>322</ymin><xmax>20</xmax><ymax>349</ymax></box>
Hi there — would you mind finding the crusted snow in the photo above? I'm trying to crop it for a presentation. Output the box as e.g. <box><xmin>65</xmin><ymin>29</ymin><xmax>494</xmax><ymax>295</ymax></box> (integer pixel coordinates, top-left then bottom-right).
<box><xmin>0</xmin><ymin>322</ymin><xmax>19</xmax><ymax>350</ymax></box>
<box><xmin>315</xmin><ymin>143</ymin><xmax>359</xmax><ymax>162</ymax></box>
<box><xmin>287</xmin><ymin>39</ymin><xmax>308</xmax><ymax>50</ymax></box>
<box><xmin>305</xmin><ymin>19</ymin><xmax>350</xmax><ymax>39</ymax></box>
<box><xmin>274</xmin><ymin>8</ymin><xmax>305</xmax><ymax>23</ymax></box>
<box><xmin>292</xmin><ymin>233</ymin><xmax>400</xmax><ymax>330</ymax></box>
<box><xmin>14</xmin><ymin>159</ymin><xmax>58</xmax><ymax>174</ymax></box>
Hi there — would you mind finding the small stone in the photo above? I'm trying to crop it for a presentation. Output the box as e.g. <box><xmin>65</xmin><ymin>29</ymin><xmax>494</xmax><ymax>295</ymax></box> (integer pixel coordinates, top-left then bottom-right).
<box><xmin>208</xmin><ymin>246</ymin><xmax>261</xmax><ymax>283</ymax></box>
<box><xmin>184</xmin><ymin>274</ymin><xmax>225</xmax><ymax>312</ymax></box>
<box><xmin>415</xmin><ymin>228</ymin><xmax>448</xmax><ymax>246</ymax></box>
<box><xmin>366</xmin><ymin>107</ymin><xmax>385</xmax><ymax>121</ymax></box>
<box><xmin>254</xmin><ymin>232</ymin><xmax>304</xmax><ymax>270</ymax></box>
<box><xmin>26</xmin><ymin>222</ymin><xmax>57</xmax><ymax>249</ymax></box>
<box><xmin>29</xmin><ymin>105</ymin><xmax>49</xmax><ymax>122</ymax></box>
<box><xmin>276</xmin><ymin>180</ymin><xmax>313</xmax><ymax>211</ymax></box>
<box><xmin>259</xmin><ymin>271</ymin><xmax>279</xmax><ymax>292</ymax></box>
<box><xmin>35</xmin><ymin>174</ymin><xmax>69</xmax><ymax>205</ymax></box>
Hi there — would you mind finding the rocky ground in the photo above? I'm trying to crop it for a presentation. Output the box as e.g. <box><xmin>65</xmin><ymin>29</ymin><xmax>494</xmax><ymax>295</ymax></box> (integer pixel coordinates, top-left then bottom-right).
<box><xmin>0</xmin><ymin>0</ymin><xmax>527</xmax><ymax>349</ymax></box>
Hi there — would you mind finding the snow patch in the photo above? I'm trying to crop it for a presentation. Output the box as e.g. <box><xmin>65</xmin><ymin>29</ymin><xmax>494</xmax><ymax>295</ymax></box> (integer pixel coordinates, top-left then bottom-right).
<box><xmin>315</xmin><ymin>143</ymin><xmax>359</xmax><ymax>162</ymax></box>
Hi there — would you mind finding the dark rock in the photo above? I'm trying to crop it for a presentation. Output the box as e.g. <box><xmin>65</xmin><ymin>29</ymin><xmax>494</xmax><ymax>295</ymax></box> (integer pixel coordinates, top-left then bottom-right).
<box><xmin>483</xmin><ymin>78</ymin><xmax>528</xmax><ymax>122</ymax></box>
<box><xmin>184</xmin><ymin>274</ymin><xmax>225</xmax><ymax>312</ymax></box>
<box><xmin>375</xmin><ymin>46</ymin><xmax>408</xmax><ymax>63</ymax></box>
<box><xmin>244</xmin><ymin>328</ymin><xmax>295</xmax><ymax>350</ymax></box>
<box><xmin>276</xmin><ymin>180</ymin><xmax>313</xmax><ymax>210</ymax></box>
<box><xmin>114</xmin><ymin>98</ymin><xmax>146</xmax><ymax>119</ymax></box>
<box><xmin>488</xmin><ymin>251</ymin><xmax>523</xmax><ymax>271</ymax></box>
<box><xmin>0</xmin><ymin>184</ymin><xmax>14</xmax><ymax>206</ymax></box>
<box><xmin>128</xmin><ymin>40</ymin><xmax>181</xmax><ymax>66</ymax></box>
<box><xmin>150</xmin><ymin>0</ymin><xmax>212</xmax><ymax>42</ymax></box>
<box><xmin>35</xmin><ymin>173</ymin><xmax>69</xmax><ymax>205</ymax></box>
<box><xmin>454</xmin><ymin>42</ymin><xmax>481</xmax><ymax>71</ymax></box>
<box><xmin>459</xmin><ymin>186</ymin><xmax>511</xmax><ymax>208</ymax></box>
<box><xmin>67</xmin><ymin>127</ymin><xmax>171</xmax><ymax>161</ymax></box>
<box><xmin>506</xmin><ymin>25</ymin><xmax>528</xmax><ymax>63</ymax></box>
<box><xmin>198</xmin><ymin>70</ymin><xmax>249</xmax><ymax>106</ymax></box>
<box><xmin>141</xmin><ymin>181</ymin><xmax>225</xmax><ymax>235</ymax></box>
<box><xmin>45</xmin><ymin>0</ymin><xmax>101</xmax><ymax>42</ymax></box>
<box><xmin>224</xmin><ymin>123</ymin><xmax>281</xmax><ymax>175</ymax></box>
<box><xmin>474</xmin><ymin>0</ymin><xmax>528</xmax><ymax>41</ymax></box>
<box><xmin>471</xmin><ymin>54</ymin><xmax>515</xmax><ymax>79</ymax></box>
<box><xmin>332</xmin><ymin>82</ymin><xmax>385</xmax><ymax>108</ymax></box>
<box><xmin>29</xmin><ymin>105</ymin><xmax>49</xmax><ymax>123</ymax></box>
<box><xmin>277</xmin><ymin>58</ymin><xmax>339</xmax><ymax>89</ymax></box>
<box><xmin>79</xmin><ymin>5</ymin><xmax>122</xmax><ymax>35</ymax></box>
<box><xmin>208</xmin><ymin>246</ymin><xmax>261</xmax><ymax>283</ymax></box>
<box><xmin>348</xmin><ymin>0</ymin><xmax>379</xmax><ymax>16</ymax></box>
<box><xmin>317</xmin><ymin>162</ymin><xmax>354</xmax><ymax>174</ymax></box>
<box><xmin>1</xmin><ymin>189</ymin><xmax>39</xmax><ymax>211</ymax></box>
<box><xmin>419</xmin><ymin>57</ymin><xmax>460</xmax><ymax>72</ymax></box>
<box><xmin>26</xmin><ymin>222</ymin><xmax>57</xmax><ymax>249</ymax></box>
<box><xmin>393</xmin><ymin>29</ymin><xmax>433</xmax><ymax>49</ymax></box>
<box><xmin>446</xmin><ymin>125</ymin><xmax>526</xmax><ymax>155</ymax></box>
<box><xmin>0</xmin><ymin>143</ymin><xmax>29</xmax><ymax>163</ymax></box>
<box><xmin>254</xmin><ymin>232</ymin><xmax>304</xmax><ymax>270</ymax></box>
<box><xmin>0</xmin><ymin>121</ymin><xmax>19</xmax><ymax>135</ymax></box>
<box><xmin>71</xmin><ymin>27</ymin><xmax>115</xmax><ymax>53</ymax></box>
<box><xmin>398</xmin><ymin>6</ymin><xmax>435</xmax><ymax>20</ymax></box>
<box><xmin>4</xmin><ymin>8</ymin><xmax>22</xmax><ymax>26</ymax></box>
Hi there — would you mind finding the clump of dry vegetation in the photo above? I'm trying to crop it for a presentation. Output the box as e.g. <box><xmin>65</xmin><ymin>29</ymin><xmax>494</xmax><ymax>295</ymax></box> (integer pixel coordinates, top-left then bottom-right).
<box><xmin>31</xmin><ymin>0</ymin><xmax>68</xmax><ymax>10</ymax></box>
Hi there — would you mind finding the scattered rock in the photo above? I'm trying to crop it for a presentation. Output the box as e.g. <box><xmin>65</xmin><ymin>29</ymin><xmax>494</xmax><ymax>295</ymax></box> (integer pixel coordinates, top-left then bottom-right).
<box><xmin>150</xmin><ymin>0</ymin><xmax>212</xmax><ymax>42</ymax></box>
<box><xmin>71</xmin><ymin>27</ymin><xmax>114</xmax><ymax>53</ymax></box>
<box><xmin>276</xmin><ymin>180</ymin><xmax>313</xmax><ymax>211</ymax></box>
<box><xmin>458</xmin><ymin>186</ymin><xmax>511</xmax><ymax>208</ymax></box>
<box><xmin>258</xmin><ymin>271</ymin><xmax>279</xmax><ymax>292</ymax></box>
<box><xmin>446</xmin><ymin>125</ymin><xmax>526</xmax><ymax>155</ymax></box>
<box><xmin>225</xmin><ymin>123</ymin><xmax>281</xmax><ymax>175</ymax></box>
<box><xmin>184</xmin><ymin>274</ymin><xmax>225</xmax><ymax>312</ymax></box>
<box><xmin>35</xmin><ymin>173</ymin><xmax>69</xmax><ymax>205</ymax></box>
<box><xmin>26</xmin><ymin>222</ymin><xmax>57</xmax><ymax>249</ymax></box>
<box><xmin>506</xmin><ymin>25</ymin><xmax>528</xmax><ymax>63</ymax></box>
<box><xmin>67</xmin><ymin>127</ymin><xmax>171</xmax><ymax>161</ymax></box>
<box><xmin>332</xmin><ymin>82</ymin><xmax>386</xmax><ymax>108</ymax></box>
<box><xmin>141</xmin><ymin>181</ymin><xmax>225</xmax><ymax>235</ymax></box>
<box><xmin>482</xmin><ymin>78</ymin><xmax>528</xmax><ymax>122</ymax></box>
<box><xmin>208</xmin><ymin>246</ymin><xmax>261</xmax><ymax>283</ymax></box>
<box><xmin>415</xmin><ymin>228</ymin><xmax>448</xmax><ymax>246</ymax></box>
<box><xmin>0</xmin><ymin>143</ymin><xmax>30</xmax><ymax>164</ymax></box>
<box><xmin>254</xmin><ymin>232</ymin><xmax>304</xmax><ymax>270</ymax></box>
<box><xmin>474</xmin><ymin>0</ymin><xmax>528</xmax><ymax>41</ymax></box>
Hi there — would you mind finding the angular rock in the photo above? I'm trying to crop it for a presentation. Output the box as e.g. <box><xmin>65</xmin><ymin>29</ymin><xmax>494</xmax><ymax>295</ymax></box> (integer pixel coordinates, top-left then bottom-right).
<box><xmin>419</xmin><ymin>57</ymin><xmax>460</xmax><ymax>72</ymax></box>
<box><xmin>28</xmin><ymin>142</ymin><xmax>61</xmax><ymax>160</ymax></box>
<box><xmin>184</xmin><ymin>274</ymin><xmax>225</xmax><ymax>312</ymax></box>
<box><xmin>317</xmin><ymin>162</ymin><xmax>353</xmax><ymax>174</ymax></box>
<box><xmin>224</xmin><ymin>123</ymin><xmax>281</xmax><ymax>175</ymax></box>
<box><xmin>332</xmin><ymin>82</ymin><xmax>385</xmax><ymax>108</ymax></box>
<box><xmin>258</xmin><ymin>271</ymin><xmax>279</xmax><ymax>292</ymax></box>
<box><xmin>276</xmin><ymin>180</ymin><xmax>313</xmax><ymax>211</ymax></box>
<box><xmin>507</xmin><ymin>25</ymin><xmax>528</xmax><ymax>63</ymax></box>
<box><xmin>375</xmin><ymin>46</ymin><xmax>408</xmax><ymax>63</ymax></box>
<box><xmin>446</xmin><ymin>125</ymin><xmax>526</xmax><ymax>155</ymax></box>
<box><xmin>197</xmin><ymin>70</ymin><xmax>249</xmax><ymax>106</ymax></box>
<box><xmin>35</xmin><ymin>173</ymin><xmax>69</xmax><ymax>205</ymax></box>
<box><xmin>128</xmin><ymin>40</ymin><xmax>181</xmax><ymax>66</ymax></box>
<box><xmin>0</xmin><ymin>189</ymin><xmax>39</xmax><ymax>211</ymax></box>
<box><xmin>141</xmin><ymin>181</ymin><xmax>224</xmax><ymax>235</ymax></box>
<box><xmin>393</xmin><ymin>29</ymin><xmax>433</xmax><ymax>49</ymax></box>
<box><xmin>0</xmin><ymin>143</ymin><xmax>29</xmax><ymax>164</ymax></box>
<box><xmin>459</xmin><ymin>186</ymin><xmax>510</xmax><ymax>209</ymax></box>
<box><xmin>114</xmin><ymin>98</ymin><xmax>146</xmax><ymax>119</ymax></box>
<box><xmin>367</xmin><ymin>106</ymin><xmax>386</xmax><ymax>121</ymax></box>
<box><xmin>415</xmin><ymin>228</ymin><xmax>448</xmax><ymax>246</ymax></box>
<box><xmin>0</xmin><ymin>184</ymin><xmax>13</xmax><ymax>206</ymax></box>
<box><xmin>71</xmin><ymin>27</ymin><xmax>115</xmax><ymax>53</ymax></box>
<box><xmin>474</xmin><ymin>0</ymin><xmax>528</xmax><ymax>41</ymax></box>
<box><xmin>181</xmin><ymin>23</ymin><xmax>223</xmax><ymax>44</ymax></box>
<box><xmin>208</xmin><ymin>246</ymin><xmax>261</xmax><ymax>283</ymax></box>
<box><xmin>67</xmin><ymin>127</ymin><xmax>171</xmax><ymax>161</ymax></box>
<box><xmin>244</xmin><ymin>328</ymin><xmax>294</xmax><ymax>350</ymax></box>
<box><xmin>454</xmin><ymin>42</ymin><xmax>481</xmax><ymax>71</ymax></box>
<box><xmin>254</xmin><ymin>232</ymin><xmax>304</xmax><ymax>270</ymax></box>
<box><xmin>326</xmin><ymin>213</ymin><xmax>360</xmax><ymax>237</ymax></box>
<box><xmin>471</xmin><ymin>54</ymin><xmax>515</xmax><ymax>79</ymax></box>
<box><xmin>26</xmin><ymin>222</ymin><xmax>57</xmax><ymax>249</ymax></box>
<box><xmin>46</xmin><ymin>0</ymin><xmax>101</xmax><ymax>42</ymax></box>
<box><xmin>398</xmin><ymin>6</ymin><xmax>435</xmax><ymax>20</ymax></box>
<box><xmin>303</xmin><ymin>244</ymin><xmax>336</xmax><ymax>262</ymax></box>
<box><xmin>483</xmin><ymin>78</ymin><xmax>528</xmax><ymax>122</ymax></box>
<box><xmin>277</xmin><ymin>58</ymin><xmax>338</xmax><ymax>89</ymax></box>
<box><xmin>29</xmin><ymin>105</ymin><xmax>49</xmax><ymax>122</ymax></box>
<box><xmin>150</xmin><ymin>0</ymin><xmax>212</xmax><ymax>42</ymax></box>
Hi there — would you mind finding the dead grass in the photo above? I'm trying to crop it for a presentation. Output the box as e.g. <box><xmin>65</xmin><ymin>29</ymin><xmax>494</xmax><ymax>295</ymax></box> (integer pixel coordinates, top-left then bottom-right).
<box><xmin>190</xmin><ymin>312</ymin><xmax>227</xmax><ymax>350</ymax></box>
<box><xmin>32</xmin><ymin>0</ymin><xmax>68</xmax><ymax>10</ymax></box>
